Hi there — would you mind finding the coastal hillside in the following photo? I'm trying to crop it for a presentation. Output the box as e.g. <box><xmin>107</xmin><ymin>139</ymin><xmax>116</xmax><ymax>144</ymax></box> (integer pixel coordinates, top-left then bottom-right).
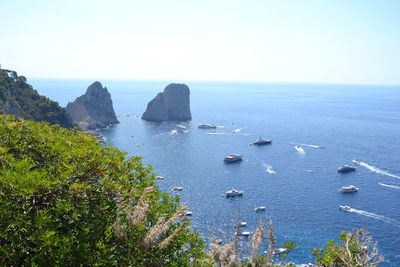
<box><xmin>0</xmin><ymin>69</ymin><xmax>73</xmax><ymax>127</ymax></box>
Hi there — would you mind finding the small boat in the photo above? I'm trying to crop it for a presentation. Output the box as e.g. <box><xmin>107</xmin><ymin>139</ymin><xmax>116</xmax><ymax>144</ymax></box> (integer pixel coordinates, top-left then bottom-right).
<box><xmin>255</xmin><ymin>206</ymin><xmax>266</xmax><ymax>212</ymax></box>
<box><xmin>234</xmin><ymin>221</ymin><xmax>247</xmax><ymax>228</ymax></box>
<box><xmin>339</xmin><ymin>205</ymin><xmax>351</xmax><ymax>211</ymax></box>
<box><xmin>264</xmin><ymin>248</ymin><xmax>288</xmax><ymax>255</ymax></box>
<box><xmin>352</xmin><ymin>158</ymin><xmax>362</xmax><ymax>165</ymax></box>
<box><xmin>237</xmin><ymin>231</ymin><xmax>251</xmax><ymax>237</ymax></box>
<box><xmin>198</xmin><ymin>123</ymin><xmax>217</xmax><ymax>129</ymax></box>
<box><xmin>170</xmin><ymin>129</ymin><xmax>178</xmax><ymax>135</ymax></box>
<box><xmin>155</xmin><ymin>175</ymin><xmax>164</xmax><ymax>180</ymax></box>
<box><xmin>172</xmin><ymin>186</ymin><xmax>183</xmax><ymax>191</ymax></box>
<box><xmin>224</xmin><ymin>154</ymin><xmax>242</xmax><ymax>163</ymax></box>
<box><xmin>186</xmin><ymin>211</ymin><xmax>193</xmax><ymax>216</ymax></box>
<box><xmin>251</xmin><ymin>137</ymin><xmax>272</xmax><ymax>146</ymax></box>
<box><xmin>337</xmin><ymin>165</ymin><xmax>356</xmax><ymax>173</ymax></box>
<box><xmin>226</xmin><ymin>189</ymin><xmax>244</xmax><ymax>197</ymax></box>
<box><xmin>341</xmin><ymin>185</ymin><xmax>358</xmax><ymax>193</ymax></box>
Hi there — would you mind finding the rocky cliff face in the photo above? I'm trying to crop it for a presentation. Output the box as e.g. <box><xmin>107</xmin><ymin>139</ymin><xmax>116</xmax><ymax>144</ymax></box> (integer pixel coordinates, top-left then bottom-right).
<box><xmin>66</xmin><ymin>81</ymin><xmax>119</xmax><ymax>130</ymax></box>
<box><xmin>142</xmin><ymin>83</ymin><xmax>191</xmax><ymax>122</ymax></box>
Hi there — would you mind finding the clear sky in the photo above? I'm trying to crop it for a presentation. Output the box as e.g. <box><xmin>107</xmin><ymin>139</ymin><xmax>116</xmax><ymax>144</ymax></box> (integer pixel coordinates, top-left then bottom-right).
<box><xmin>1</xmin><ymin>0</ymin><xmax>399</xmax><ymax>84</ymax></box>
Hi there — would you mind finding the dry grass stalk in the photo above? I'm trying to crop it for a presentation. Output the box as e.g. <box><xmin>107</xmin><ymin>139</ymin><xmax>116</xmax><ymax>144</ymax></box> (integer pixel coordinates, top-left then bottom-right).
<box><xmin>158</xmin><ymin>218</ymin><xmax>188</xmax><ymax>249</ymax></box>
<box><xmin>142</xmin><ymin>205</ymin><xmax>186</xmax><ymax>248</ymax></box>
<box><xmin>251</xmin><ymin>218</ymin><xmax>265</xmax><ymax>258</ymax></box>
<box><xmin>211</xmin><ymin>233</ymin><xmax>239</xmax><ymax>267</ymax></box>
<box><xmin>113</xmin><ymin>186</ymin><xmax>154</xmax><ymax>240</ymax></box>
<box><xmin>267</xmin><ymin>219</ymin><xmax>277</xmax><ymax>262</ymax></box>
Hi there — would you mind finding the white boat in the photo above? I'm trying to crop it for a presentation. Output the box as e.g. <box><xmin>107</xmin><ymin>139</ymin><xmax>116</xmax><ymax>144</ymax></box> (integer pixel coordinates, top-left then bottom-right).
<box><xmin>339</xmin><ymin>205</ymin><xmax>351</xmax><ymax>211</ymax></box>
<box><xmin>255</xmin><ymin>206</ymin><xmax>266</xmax><ymax>212</ymax></box>
<box><xmin>234</xmin><ymin>221</ymin><xmax>247</xmax><ymax>227</ymax></box>
<box><xmin>186</xmin><ymin>211</ymin><xmax>193</xmax><ymax>216</ymax></box>
<box><xmin>352</xmin><ymin>158</ymin><xmax>362</xmax><ymax>165</ymax></box>
<box><xmin>341</xmin><ymin>185</ymin><xmax>358</xmax><ymax>193</ymax></box>
<box><xmin>226</xmin><ymin>189</ymin><xmax>244</xmax><ymax>197</ymax></box>
<box><xmin>337</xmin><ymin>165</ymin><xmax>356</xmax><ymax>173</ymax></box>
<box><xmin>198</xmin><ymin>123</ymin><xmax>217</xmax><ymax>129</ymax></box>
<box><xmin>264</xmin><ymin>248</ymin><xmax>288</xmax><ymax>255</ymax></box>
<box><xmin>155</xmin><ymin>175</ymin><xmax>164</xmax><ymax>180</ymax></box>
<box><xmin>224</xmin><ymin>154</ymin><xmax>243</xmax><ymax>163</ymax></box>
<box><xmin>172</xmin><ymin>186</ymin><xmax>183</xmax><ymax>191</ymax></box>
<box><xmin>237</xmin><ymin>231</ymin><xmax>251</xmax><ymax>236</ymax></box>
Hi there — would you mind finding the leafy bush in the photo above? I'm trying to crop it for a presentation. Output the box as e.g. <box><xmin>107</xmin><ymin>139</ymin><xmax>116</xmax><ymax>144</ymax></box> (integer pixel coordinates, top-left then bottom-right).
<box><xmin>0</xmin><ymin>115</ymin><xmax>210</xmax><ymax>266</ymax></box>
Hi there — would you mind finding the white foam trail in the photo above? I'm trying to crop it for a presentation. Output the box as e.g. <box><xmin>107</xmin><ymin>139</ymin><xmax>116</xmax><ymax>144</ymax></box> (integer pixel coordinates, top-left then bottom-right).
<box><xmin>294</xmin><ymin>146</ymin><xmax>305</xmax><ymax>154</ymax></box>
<box><xmin>263</xmin><ymin>163</ymin><xmax>276</xmax><ymax>175</ymax></box>
<box><xmin>353</xmin><ymin>160</ymin><xmax>400</xmax><ymax>179</ymax></box>
<box><xmin>297</xmin><ymin>143</ymin><xmax>325</xmax><ymax>149</ymax></box>
<box><xmin>378</xmin><ymin>183</ymin><xmax>400</xmax><ymax>190</ymax></box>
<box><xmin>348</xmin><ymin>208</ymin><xmax>400</xmax><ymax>228</ymax></box>
<box><xmin>208</xmin><ymin>132</ymin><xmax>232</xmax><ymax>135</ymax></box>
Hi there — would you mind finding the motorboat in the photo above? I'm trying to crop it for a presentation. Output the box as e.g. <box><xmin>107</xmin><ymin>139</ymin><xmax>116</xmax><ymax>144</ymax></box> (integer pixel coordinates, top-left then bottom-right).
<box><xmin>341</xmin><ymin>185</ymin><xmax>358</xmax><ymax>193</ymax></box>
<box><xmin>186</xmin><ymin>211</ymin><xmax>193</xmax><ymax>216</ymax></box>
<box><xmin>234</xmin><ymin>221</ymin><xmax>247</xmax><ymax>228</ymax></box>
<box><xmin>264</xmin><ymin>248</ymin><xmax>288</xmax><ymax>255</ymax></box>
<box><xmin>224</xmin><ymin>154</ymin><xmax>242</xmax><ymax>163</ymax></box>
<box><xmin>339</xmin><ymin>205</ymin><xmax>351</xmax><ymax>211</ymax></box>
<box><xmin>198</xmin><ymin>123</ymin><xmax>217</xmax><ymax>129</ymax></box>
<box><xmin>226</xmin><ymin>189</ymin><xmax>244</xmax><ymax>197</ymax></box>
<box><xmin>255</xmin><ymin>206</ymin><xmax>266</xmax><ymax>212</ymax></box>
<box><xmin>294</xmin><ymin>145</ymin><xmax>304</xmax><ymax>152</ymax></box>
<box><xmin>172</xmin><ymin>186</ymin><xmax>183</xmax><ymax>191</ymax></box>
<box><xmin>155</xmin><ymin>175</ymin><xmax>164</xmax><ymax>180</ymax></box>
<box><xmin>237</xmin><ymin>231</ymin><xmax>251</xmax><ymax>237</ymax></box>
<box><xmin>251</xmin><ymin>137</ymin><xmax>272</xmax><ymax>146</ymax></box>
<box><xmin>337</xmin><ymin>165</ymin><xmax>356</xmax><ymax>173</ymax></box>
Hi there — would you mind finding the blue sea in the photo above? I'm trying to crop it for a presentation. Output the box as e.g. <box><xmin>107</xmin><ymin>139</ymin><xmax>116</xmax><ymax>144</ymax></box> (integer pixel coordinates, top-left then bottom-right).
<box><xmin>31</xmin><ymin>79</ymin><xmax>400</xmax><ymax>266</ymax></box>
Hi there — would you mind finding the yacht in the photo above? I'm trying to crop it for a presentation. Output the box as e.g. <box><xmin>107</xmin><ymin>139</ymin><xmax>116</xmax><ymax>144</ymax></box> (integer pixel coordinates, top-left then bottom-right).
<box><xmin>237</xmin><ymin>231</ymin><xmax>251</xmax><ymax>237</ymax></box>
<box><xmin>341</xmin><ymin>185</ymin><xmax>358</xmax><ymax>193</ymax></box>
<box><xmin>226</xmin><ymin>189</ymin><xmax>244</xmax><ymax>197</ymax></box>
<box><xmin>251</xmin><ymin>137</ymin><xmax>272</xmax><ymax>146</ymax></box>
<box><xmin>234</xmin><ymin>221</ymin><xmax>247</xmax><ymax>228</ymax></box>
<box><xmin>339</xmin><ymin>205</ymin><xmax>351</xmax><ymax>211</ymax></box>
<box><xmin>186</xmin><ymin>211</ymin><xmax>193</xmax><ymax>216</ymax></box>
<box><xmin>198</xmin><ymin>123</ymin><xmax>217</xmax><ymax>129</ymax></box>
<box><xmin>255</xmin><ymin>206</ymin><xmax>266</xmax><ymax>212</ymax></box>
<box><xmin>172</xmin><ymin>186</ymin><xmax>183</xmax><ymax>191</ymax></box>
<box><xmin>224</xmin><ymin>154</ymin><xmax>243</xmax><ymax>163</ymax></box>
<box><xmin>337</xmin><ymin>165</ymin><xmax>356</xmax><ymax>173</ymax></box>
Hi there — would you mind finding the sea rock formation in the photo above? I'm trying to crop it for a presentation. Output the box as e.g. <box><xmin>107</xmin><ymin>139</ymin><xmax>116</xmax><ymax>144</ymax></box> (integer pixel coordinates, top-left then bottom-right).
<box><xmin>66</xmin><ymin>81</ymin><xmax>119</xmax><ymax>130</ymax></box>
<box><xmin>142</xmin><ymin>83</ymin><xmax>191</xmax><ymax>122</ymax></box>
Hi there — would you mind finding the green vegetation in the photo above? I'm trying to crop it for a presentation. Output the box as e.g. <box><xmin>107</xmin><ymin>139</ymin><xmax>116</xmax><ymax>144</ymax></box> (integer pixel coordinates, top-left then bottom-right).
<box><xmin>0</xmin><ymin>70</ymin><xmax>73</xmax><ymax>127</ymax></box>
<box><xmin>0</xmin><ymin>115</ymin><xmax>385</xmax><ymax>266</ymax></box>
<box><xmin>0</xmin><ymin>115</ymin><xmax>209</xmax><ymax>266</ymax></box>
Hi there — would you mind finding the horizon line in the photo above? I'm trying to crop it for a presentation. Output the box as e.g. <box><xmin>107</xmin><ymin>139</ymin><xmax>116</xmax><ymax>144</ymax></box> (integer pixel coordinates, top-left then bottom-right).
<box><xmin>27</xmin><ymin>76</ymin><xmax>400</xmax><ymax>87</ymax></box>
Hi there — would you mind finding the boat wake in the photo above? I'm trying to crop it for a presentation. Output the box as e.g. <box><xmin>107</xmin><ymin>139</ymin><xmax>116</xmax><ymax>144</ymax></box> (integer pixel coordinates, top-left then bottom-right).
<box><xmin>347</xmin><ymin>208</ymin><xmax>400</xmax><ymax>228</ymax></box>
<box><xmin>262</xmin><ymin>163</ymin><xmax>276</xmax><ymax>175</ymax></box>
<box><xmin>353</xmin><ymin>160</ymin><xmax>400</xmax><ymax>179</ymax></box>
<box><xmin>296</xmin><ymin>143</ymin><xmax>325</xmax><ymax>149</ymax></box>
<box><xmin>294</xmin><ymin>146</ymin><xmax>305</xmax><ymax>154</ymax></box>
<box><xmin>208</xmin><ymin>132</ymin><xmax>232</xmax><ymax>135</ymax></box>
<box><xmin>378</xmin><ymin>183</ymin><xmax>400</xmax><ymax>190</ymax></box>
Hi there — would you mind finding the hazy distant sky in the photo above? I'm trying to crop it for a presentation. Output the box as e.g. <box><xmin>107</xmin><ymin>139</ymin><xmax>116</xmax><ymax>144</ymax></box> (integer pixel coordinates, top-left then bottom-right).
<box><xmin>1</xmin><ymin>0</ymin><xmax>399</xmax><ymax>84</ymax></box>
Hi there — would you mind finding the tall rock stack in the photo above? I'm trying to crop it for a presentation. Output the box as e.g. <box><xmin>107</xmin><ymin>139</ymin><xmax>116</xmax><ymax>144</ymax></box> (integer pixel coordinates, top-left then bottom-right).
<box><xmin>142</xmin><ymin>83</ymin><xmax>192</xmax><ymax>122</ymax></box>
<box><xmin>66</xmin><ymin>81</ymin><xmax>119</xmax><ymax>130</ymax></box>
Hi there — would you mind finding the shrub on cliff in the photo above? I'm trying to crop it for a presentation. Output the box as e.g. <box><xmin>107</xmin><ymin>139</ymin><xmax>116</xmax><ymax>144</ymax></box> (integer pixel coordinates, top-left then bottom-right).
<box><xmin>0</xmin><ymin>115</ymin><xmax>210</xmax><ymax>266</ymax></box>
